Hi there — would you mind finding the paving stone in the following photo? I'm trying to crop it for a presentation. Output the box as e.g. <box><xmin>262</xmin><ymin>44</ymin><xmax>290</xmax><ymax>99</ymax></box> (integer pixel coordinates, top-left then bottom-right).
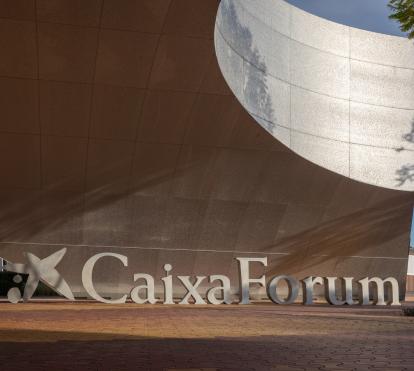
<box><xmin>0</xmin><ymin>303</ymin><xmax>412</xmax><ymax>370</ymax></box>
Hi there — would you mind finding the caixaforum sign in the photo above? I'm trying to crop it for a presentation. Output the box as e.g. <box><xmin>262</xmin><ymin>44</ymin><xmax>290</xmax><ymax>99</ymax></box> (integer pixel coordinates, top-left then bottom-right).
<box><xmin>4</xmin><ymin>249</ymin><xmax>401</xmax><ymax>306</ymax></box>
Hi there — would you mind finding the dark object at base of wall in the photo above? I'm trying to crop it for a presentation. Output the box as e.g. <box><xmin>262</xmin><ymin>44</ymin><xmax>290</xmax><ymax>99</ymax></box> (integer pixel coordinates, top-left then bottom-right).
<box><xmin>0</xmin><ymin>272</ymin><xmax>59</xmax><ymax>297</ymax></box>
<box><xmin>402</xmin><ymin>307</ymin><xmax>414</xmax><ymax>316</ymax></box>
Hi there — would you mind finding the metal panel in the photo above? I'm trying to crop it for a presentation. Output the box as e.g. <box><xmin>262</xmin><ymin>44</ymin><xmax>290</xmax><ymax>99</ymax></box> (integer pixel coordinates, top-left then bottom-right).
<box><xmin>350</xmin><ymin>102</ymin><xmax>414</xmax><ymax>151</ymax></box>
<box><xmin>350</xmin><ymin>144</ymin><xmax>414</xmax><ymax>191</ymax></box>
<box><xmin>291</xmin><ymin>131</ymin><xmax>350</xmax><ymax>177</ymax></box>
<box><xmin>351</xmin><ymin>28</ymin><xmax>414</xmax><ymax>69</ymax></box>
<box><xmin>215</xmin><ymin>0</ymin><xmax>414</xmax><ymax>192</ymax></box>
<box><xmin>291</xmin><ymin>5</ymin><xmax>350</xmax><ymax>58</ymax></box>
<box><xmin>291</xmin><ymin>85</ymin><xmax>349</xmax><ymax>142</ymax></box>
<box><xmin>350</xmin><ymin>59</ymin><xmax>414</xmax><ymax>110</ymax></box>
<box><xmin>290</xmin><ymin>40</ymin><xmax>350</xmax><ymax>99</ymax></box>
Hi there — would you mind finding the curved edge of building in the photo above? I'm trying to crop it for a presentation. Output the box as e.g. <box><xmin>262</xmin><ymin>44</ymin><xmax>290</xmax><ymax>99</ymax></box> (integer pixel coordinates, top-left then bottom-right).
<box><xmin>0</xmin><ymin>0</ymin><xmax>411</xmax><ymax>302</ymax></box>
<box><xmin>214</xmin><ymin>0</ymin><xmax>414</xmax><ymax>192</ymax></box>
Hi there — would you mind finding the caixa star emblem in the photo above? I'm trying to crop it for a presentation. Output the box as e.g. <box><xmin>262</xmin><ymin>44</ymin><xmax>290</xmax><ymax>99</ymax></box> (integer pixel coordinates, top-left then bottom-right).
<box><xmin>3</xmin><ymin>248</ymin><xmax>74</xmax><ymax>303</ymax></box>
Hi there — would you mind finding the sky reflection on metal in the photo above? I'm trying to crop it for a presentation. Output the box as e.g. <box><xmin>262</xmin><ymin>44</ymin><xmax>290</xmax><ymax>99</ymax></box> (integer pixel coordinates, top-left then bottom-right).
<box><xmin>411</xmin><ymin>209</ymin><xmax>414</xmax><ymax>248</ymax></box>
<box><xmin>286</xmin><ymin>0</ymin><xmax>406</xmax><ymax>37</ymax></box>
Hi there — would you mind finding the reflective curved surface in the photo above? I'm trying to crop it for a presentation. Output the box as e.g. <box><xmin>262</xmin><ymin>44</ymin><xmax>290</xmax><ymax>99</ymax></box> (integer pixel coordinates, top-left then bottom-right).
<box><xmin>215</xmin><ymin>0</ymin><xmax>414</xmax><ymax>191</ymax></box>
<box><xmin>0</xmin><ymin>0</ymin><xmax>412</xmax><ymax>299</ymax></box>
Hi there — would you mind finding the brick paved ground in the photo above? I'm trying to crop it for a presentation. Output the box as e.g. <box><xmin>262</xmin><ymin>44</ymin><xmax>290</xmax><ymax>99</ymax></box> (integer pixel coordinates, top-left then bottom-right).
<box><xmin>0</xmin><ymin>302</ymin><xmax>413</xmax><ymax>371</ymax></box>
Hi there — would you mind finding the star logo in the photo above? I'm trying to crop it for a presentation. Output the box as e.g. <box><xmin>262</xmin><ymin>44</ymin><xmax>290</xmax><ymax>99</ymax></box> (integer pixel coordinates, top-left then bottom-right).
<box><xmin>4</xmin><ymin>248</ymin><xmax>74</xmax><ymax>303</ymax></box>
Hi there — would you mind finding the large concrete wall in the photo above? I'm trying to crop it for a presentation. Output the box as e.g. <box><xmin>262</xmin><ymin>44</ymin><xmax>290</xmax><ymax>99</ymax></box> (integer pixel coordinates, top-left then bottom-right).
<box><xmin>0</xmin><ymin>0</ymin><xmax>412</xmax><ymax>299</ymax></box>
<box><xmin>215</xmin><ymin>0</ymin><xmax>414</xmax><ymax>192</ymax></box>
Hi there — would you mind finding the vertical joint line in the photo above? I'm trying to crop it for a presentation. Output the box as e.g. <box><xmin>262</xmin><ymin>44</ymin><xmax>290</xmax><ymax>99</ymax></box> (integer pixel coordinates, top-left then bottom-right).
<box><xmin>348</xmin><ymin>26</ymin><xmax>351</xmax><ymax>178</ymax></box>
<box><xmin>34</xmin><ymin>0</ymin><xmax>43</xmax><ymax>190</ymax></box>
<box><xmin>82</xmin><ymin>0</ymin><xmax>106</xmax><ymax>195</ymax></box>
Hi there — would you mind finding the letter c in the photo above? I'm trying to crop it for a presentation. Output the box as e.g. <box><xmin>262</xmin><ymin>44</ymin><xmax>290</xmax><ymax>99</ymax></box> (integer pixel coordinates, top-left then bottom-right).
<box><xmin>82</xmin><ymin>252</ymin><xmax>128</xmax><ymax>304</ymax></box>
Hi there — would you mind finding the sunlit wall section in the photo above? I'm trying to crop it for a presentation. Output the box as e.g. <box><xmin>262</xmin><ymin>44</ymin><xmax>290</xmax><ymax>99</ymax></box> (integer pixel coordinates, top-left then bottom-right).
<box><xmin>215</xmin><ymin>0</ymin><xmax>414</xmax><ymax>191</ymax></box>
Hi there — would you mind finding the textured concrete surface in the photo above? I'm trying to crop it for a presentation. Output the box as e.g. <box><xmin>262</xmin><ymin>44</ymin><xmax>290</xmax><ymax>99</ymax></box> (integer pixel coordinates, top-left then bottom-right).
<box><xmin>0</xmin><ymin>303</ymin><xmax>413</xmax><ymax>370</ymax></box>
<box><xmin>215</xmin><ymin>0</ymin><xmax>414</xmax><ymax>191</ymax></box>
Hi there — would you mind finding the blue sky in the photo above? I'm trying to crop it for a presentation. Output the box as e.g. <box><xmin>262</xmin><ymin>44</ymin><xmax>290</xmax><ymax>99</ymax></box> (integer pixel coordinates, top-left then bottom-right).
<box><xmin>286</xmin><ymin>0</ymin><xmax>406</xmax><ymax>37</ymax></box>
<box><xmin>411</xmin><ymin>210</ymin><xmax>414</xmax><ymax>248</ymax></box>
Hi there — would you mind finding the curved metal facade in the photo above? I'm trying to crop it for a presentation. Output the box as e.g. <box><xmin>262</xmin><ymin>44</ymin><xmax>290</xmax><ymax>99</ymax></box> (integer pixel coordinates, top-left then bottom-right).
<box><xmin>0</xmin><ymin>0</ymin><xmax>412</xmax><ymax>299</ymax></box>
<box><xmin>215</xmin><ymin>0</ymin><xmax>414</xmax><ymax>191</ymax></box>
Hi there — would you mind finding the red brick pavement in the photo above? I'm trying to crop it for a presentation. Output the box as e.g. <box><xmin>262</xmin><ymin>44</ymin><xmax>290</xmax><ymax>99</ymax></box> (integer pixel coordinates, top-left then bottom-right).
<box><xmin>0</xmin><ymin>303</ymin><xmax>413</xmax><ymax>371</ymax></box>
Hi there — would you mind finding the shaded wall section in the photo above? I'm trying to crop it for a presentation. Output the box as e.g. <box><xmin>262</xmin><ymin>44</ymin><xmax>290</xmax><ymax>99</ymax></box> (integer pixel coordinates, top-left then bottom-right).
<box><xmin>0</xmin><ymin>0</ymin><xmax>412</xmax><ymax>298</ymax></box>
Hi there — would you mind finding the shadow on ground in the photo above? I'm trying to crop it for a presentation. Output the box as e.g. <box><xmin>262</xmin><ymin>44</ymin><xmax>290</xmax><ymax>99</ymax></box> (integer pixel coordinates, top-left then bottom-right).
<box><xmin>0</xmin><ymin>328</ymin><xmax>413</xmax><ymax>371</ymax></box>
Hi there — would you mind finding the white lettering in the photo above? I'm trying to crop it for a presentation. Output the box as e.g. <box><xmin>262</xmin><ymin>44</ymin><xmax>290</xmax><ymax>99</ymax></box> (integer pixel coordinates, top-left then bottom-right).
<box><xmin>82</xmin><ymin>253</ymin><xmax>128</xmax><ymax>304</ymax></box>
